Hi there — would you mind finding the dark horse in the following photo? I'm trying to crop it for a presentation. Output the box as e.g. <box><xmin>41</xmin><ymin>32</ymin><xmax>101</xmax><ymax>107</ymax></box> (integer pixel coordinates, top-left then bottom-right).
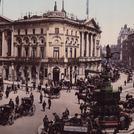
<box><xmin>75</xmin><ymin>92</ymin><xmax>92</xmax><ymax>103</ymax></box>
<box><xmin>43</xmin><ymin>86</ymin><xmax>61</xmax><ymax>98</ymax></box>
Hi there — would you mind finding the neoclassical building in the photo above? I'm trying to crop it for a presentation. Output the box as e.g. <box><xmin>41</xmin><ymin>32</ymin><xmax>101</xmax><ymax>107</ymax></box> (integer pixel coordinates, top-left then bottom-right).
<box><xmin>0</xmin><ymin>3</ymin><xmax>101</xmax><ymax>84</ymax></box>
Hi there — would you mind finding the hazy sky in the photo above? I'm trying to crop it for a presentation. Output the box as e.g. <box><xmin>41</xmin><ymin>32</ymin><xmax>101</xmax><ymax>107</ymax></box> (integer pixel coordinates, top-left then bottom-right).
<box><xmin>1</xmin><ymin>0</ymin><xmax>134</xmax><ymax>45</ymax></box>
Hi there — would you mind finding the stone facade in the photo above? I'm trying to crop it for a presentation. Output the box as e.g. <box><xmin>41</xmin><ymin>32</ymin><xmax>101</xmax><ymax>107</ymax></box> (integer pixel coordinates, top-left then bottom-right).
<box><xmin>117</xmin><ymin>24</ymin><xmax>134</xmax><ymax>61</ymax></box>
<box><xmin>0</xmin><ymin>6</ymin><xmax>101</xmax><ymax>84</ymax></box>
<box><xmin>122</xmin><ymin>33</ymin><xmax>134</xmax><ymax>69</ymax></box>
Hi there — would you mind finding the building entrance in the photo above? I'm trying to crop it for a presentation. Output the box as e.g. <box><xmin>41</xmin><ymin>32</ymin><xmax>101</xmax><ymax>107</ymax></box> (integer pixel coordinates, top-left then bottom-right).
<box><xmin>53</xmin><ymin>67</ymin><xmax>60</xmax><ymax>82</ymax></box>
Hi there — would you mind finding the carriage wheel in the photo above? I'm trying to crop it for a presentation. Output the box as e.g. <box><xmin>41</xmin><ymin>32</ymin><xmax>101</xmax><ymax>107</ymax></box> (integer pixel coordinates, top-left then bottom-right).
<box><xmin>8</xmin><ymin>115</ymin><xmax>14</xmax><ymax>125</ymax></box>
<box><xmin>29</xmin><ymin>104</ymin><xmax>36</xmax><ymax>116</ymax></box>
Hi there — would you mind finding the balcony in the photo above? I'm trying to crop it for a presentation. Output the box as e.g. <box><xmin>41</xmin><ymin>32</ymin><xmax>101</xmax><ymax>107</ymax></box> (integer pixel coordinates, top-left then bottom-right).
<box><xmin>15</xmin><ymin>57</ymin><xmax>41</xmax><ymax>64</ymax></box>
<box><xmin>48</xmin><ymin>57</ymin><xmax>64</xmax><ymax>63</ymax></box>
<box><xmin>0</xmin><ymin>57</ymin><xmax>16</xmax><ymax>63</ymax></box>
<box><xmin>79</xmin><ymin>57</ymin><xmax>101</xmax><ymax>62</ymax></box>
<box><xmin>68</xmin><ymin>58</ymin><xmax>79</xmax><ymax>64</ymax></box>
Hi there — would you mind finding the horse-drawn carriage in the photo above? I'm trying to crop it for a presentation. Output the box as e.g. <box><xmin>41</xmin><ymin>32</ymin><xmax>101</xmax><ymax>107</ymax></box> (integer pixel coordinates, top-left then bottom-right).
<box><xmin>59</xmin><ymin>79</ymin><xmax>72</xmax><ymax>90</ymax></box>
<box><xmin>121</xmin><ymin>97</ymin><xmax>134</xmax><ymax>113</ymax></box>
<box><xmin>41</xmin><ymin>114</ymin><xmax>89</xmax><ymax>134</ymax></box>
<box><xmin>15</xmin><ymin>97</ymin><xmax>36</xmax><ymax>117</ymax></box>
<box><xmin>127</xmin><ymin>73</ymin><xmax>133</xmax><ymax>83</ymax></box>
<box><xmin>0</xmin><ymin>104</ymin><xmax>14</xmax><ymax>125</ymax></box>
<box><xmin>43</xmin><ymin>86</ymin><xmax>61</xmax><ymax>99</ymax></box>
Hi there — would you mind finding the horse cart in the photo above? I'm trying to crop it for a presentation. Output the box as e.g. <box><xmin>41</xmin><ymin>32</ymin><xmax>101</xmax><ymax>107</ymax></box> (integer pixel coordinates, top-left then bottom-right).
<box><xmin>15</xmin><ymin>97</ymin><xmax>36</xmax><ymax>117</ymax></box>
<box><xmin>43</xmin><ymin>86</ymin><xmax>61</xmax><ymax>99</ymax></box>
<box><xmin>0</xmin><ymin>104</ymin><xmax>14</xmax><ymax>125</ymax></box>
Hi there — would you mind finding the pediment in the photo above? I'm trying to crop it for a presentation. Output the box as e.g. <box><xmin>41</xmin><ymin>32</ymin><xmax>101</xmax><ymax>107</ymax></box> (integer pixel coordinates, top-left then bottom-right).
<box><xmin>0</xmin><ymin>16</ymin><xmax>12</xmax><ymax>25</ymax></box>
<box><xmin>84</xmin><ymin>18</ymin><xmax>99</xmax><ymax>29</ymax></box>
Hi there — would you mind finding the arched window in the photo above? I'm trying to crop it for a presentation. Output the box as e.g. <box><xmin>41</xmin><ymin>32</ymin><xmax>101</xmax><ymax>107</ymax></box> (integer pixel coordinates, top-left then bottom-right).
<box><xmin>31</xmin><ymin>36</ymin><xmax>37</xmax><ymax>45</ymax></box>
<box><xmin>23</xmin><ymin>37</ymin><xmax>29</xmax><ymax>44</ymax></box>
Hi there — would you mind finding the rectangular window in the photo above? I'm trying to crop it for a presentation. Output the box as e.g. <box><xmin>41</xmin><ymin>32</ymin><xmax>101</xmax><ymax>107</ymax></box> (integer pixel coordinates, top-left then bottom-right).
<box><xmin>33</xmin><ymin>29</ymin><xmax>35</xmax><ymax>34</ymax></box>
<box><xmin>41</xmin><ymin>28</ymin><xmax>43</xmax><ymax>34</ymax></box>
<box><xmin>70</xmin><ymin>48</ymin><xmax>72</xmax><ymax>58</ymax></box>
<box><xmin>45</xmin><ymin>68</ymin><xmax>48</xmax><ymax>77</ymax></box>
<box><xmin>65</xmin><ymin>47</ymin><xmax>68</xmax><ymax>58</ymax></box>
<box><xmin>53</xmin><ymin>47</ymin><xmax>59</xmax><ymax>58</ymax></box>
<box><xmin>74</xmin><ymin>48</ymin><xmax>76</xmax><ymax>58</ymax></box>
<box><xmin>18</xmin><ymin>29</ymin><xmax>20</xmax><ymax>35</ymax></box>
<box><xmin>40</xmin><ymin>47</ymin><xmax>44</xmax><ymax>59</ymax></box>
<box><xmin>25</xmin><ymin>29</ymin><xmax>27</xmax><ymax>35</ymax></box>
<box><xmin>55</xmin><ymin>28</ymin><xmax>59</xmax><ymax>34</ymax></box>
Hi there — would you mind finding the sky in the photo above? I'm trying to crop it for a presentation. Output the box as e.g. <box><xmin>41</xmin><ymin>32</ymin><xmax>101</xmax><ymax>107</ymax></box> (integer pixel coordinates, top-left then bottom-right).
<box><xmin>1</xmin><ymin>0</ymin><xmax>134</xmax><ymax>45</ymax></box>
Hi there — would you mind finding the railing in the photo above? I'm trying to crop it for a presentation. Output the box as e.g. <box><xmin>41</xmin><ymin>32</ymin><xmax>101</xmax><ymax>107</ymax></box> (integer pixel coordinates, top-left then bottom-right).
<box><xmin>79</xmin><ymin>57</ymin><xmax>101</xmax><ymax>62</ymax></box>
<box><xmin>0</xmin><ymin>56</ymin><xmax>101</xmax><ymax>63</ymax></box>
<box><xmin>68</xmin><ymin>58</ymin><xmax>79</xmax><ymax>63</ymax></box>
<box><xmin>48</xmin><ymin>57</ymin><xmax>64</xmax><ymax>63</ymax></box>
<box><xmin>15</xmin><ymin>57</ymin><xmax>41</xmax><ymax>63</ymax></box>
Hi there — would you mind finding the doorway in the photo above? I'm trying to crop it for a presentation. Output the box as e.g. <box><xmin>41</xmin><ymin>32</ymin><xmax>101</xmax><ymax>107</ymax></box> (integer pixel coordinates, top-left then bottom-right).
<box><xmin>53</xmin><ymin>66</ymin><xmax>60</xmax><ymax>82</ymax></box>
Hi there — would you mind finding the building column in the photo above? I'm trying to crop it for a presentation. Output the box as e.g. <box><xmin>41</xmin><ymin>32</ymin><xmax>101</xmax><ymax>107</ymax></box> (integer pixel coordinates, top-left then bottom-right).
<box><xmin>89</xmin><ymin>33</ymin><xmax>91</xmax><ymax>57</ymax></box>
<box><xmin>2</xmin><ymin>31</ymin><xmax>5</xmax><ymax>57</ymax></box>
<box><xmin>29</xmin><ymin>45</ymin><xmax>32</xmax><ymax>57</ymax></box>
<box><xmin>22</xmin><ymin>45</ymin><xmax>24</xmax><ymax>57</ymax></box>
<box><xmin>81</xmin><ymin>32</ymin><xmax>84</xmax><ymax>57</ymax></box>
<box><xmin>11</xmin><ymin>28</ymin><xmax>14</xmax><ymax>57</ymax></box>
<box><xmin>80</xmin><ymin>32</ymin><xmax>82</xmax><ymax>57</ymax></box>
<box><xmin>86</xmin><ymin>33</ymin><xmax>89</xmax><ymax>57</ymax></box>
<box><xmin>92</xmin><ymin>35</ymin><xmax>95</xmax><ymax>57</ymax></box>
<box><xmin>94</xmin><ymin>35</ymin><xmax>96</xmax><ymax>57</ymax></box>
<box><xmin>90</xmin><ymin>34</ymin><xmax>93</xmax><ymax>57</ymax></box>
<box><xmin>37</xmin><ymin>46</ymin><xmax>40</xmax><ymax>58</ymax></box>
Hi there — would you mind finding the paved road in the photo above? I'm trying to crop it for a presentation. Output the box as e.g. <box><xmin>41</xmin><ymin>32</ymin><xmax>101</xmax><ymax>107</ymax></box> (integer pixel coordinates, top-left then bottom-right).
<box><xmin>0</xmin><ymin>73</ymin><xmax>134</xmax><ymax>134</ymax></box>
<box><xmin>0</xmin><ymin>88</ymin><xmax>80</xmax><ymax>134</ymax></box>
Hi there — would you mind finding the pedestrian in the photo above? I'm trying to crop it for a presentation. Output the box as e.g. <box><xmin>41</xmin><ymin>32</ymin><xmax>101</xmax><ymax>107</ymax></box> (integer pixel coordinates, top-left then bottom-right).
<box><xmin>42</xmin><ymin>100</ymin><xmax>46</xmax><ymax>111</ymax></box>
<box><xmin>30</xmin><ymin>92</ymin><xmax>34</xmax><ymax>103</ymax></box>
<box><xmin>45</xmin><ymin>83</ymin><xmax>48</xmax><ymax>89</ymax></box>
<box><xmin>80</xmin><ymin>103</ymin><xmax>84</xmax><ymax>114</ymax></box>
<box><xmin>124</xmin><ymin>80</ymin><xmax>126</xmax><ymax>86</ymax></box>
<box><xmin>48</xmin><ymin>98</ymin><xmax>51</xmax><ymax>109</ymax></box>
<box><xmin>43</xmin><ymin>115</ymin><xmax>49</xmax><ymax>132</ymax></box>
<box><xmin>15</xmin><ymin>96</ymin><xmax>19</xmax><ymax>106</ymax></box>
<box><xmin>119</xmin><ymin>86</ymin><xmax>123</xmax><ymax>93</ymax></box>
<box><xmin>33</xmin><ymin>81</ymin><xmax>36</xmax><ymax>90</ymax></box>
<box><xmin>12</xmin><ymin>84</ymin><xmax>14</xmax><ymax>91</ymax></box>
<box><xmin>65</xmin><ymin>108</ymin><xmax>70</xmax><ymax>116</ymax></box>
<box><xmin>5</xmin><ymin>88</ymin><xmax>10</xmax><ymax>98</ymax></box>
<box><xmin>26</xmin><ymin>86</ymin><xmax>29</xmax><ymax>94</ymax></box>
<box><xmin>17</xmin><ymin>83</ymin><xmax>20</xmax><ymax>89</ymax></box>
<box><xmin>40</xmin><ymin>92</ymin><xmax>43</xmax><ymax>103</ymax></box>
<box><xmin>83</xmin><ymin>103</ymin><xmax>87</xmax><ymax>113</ymax></box>
<box><xmin>9</xmin><ymin>99</ymin><xmax>14</xmax><ymax>110</ymax></box>
<box><xmin>38</xmin><ymin>84</ymin><xmax>41</xmax><ymax>92</ymax></box>
<box><xmin>14</xmin><ymin>86</ymin><xmax>18</xmax><ymax>94</ymax></box>
<box><xmin>0</xmin><ymin>91</ymin><xmax>3</xmax><ymax>100</ymax></box>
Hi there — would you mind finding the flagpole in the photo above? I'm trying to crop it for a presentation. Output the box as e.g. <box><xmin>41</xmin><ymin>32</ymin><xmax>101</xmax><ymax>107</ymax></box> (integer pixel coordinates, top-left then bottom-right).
<box><xmin>86</xmin><ymin>0</ymin><xmax>89</xmax><ymax>19</ymax></box>
<box><xmin>1</xmin><ymin>0</ymin><xmax>3</xmax><ymax>16</ymax></box>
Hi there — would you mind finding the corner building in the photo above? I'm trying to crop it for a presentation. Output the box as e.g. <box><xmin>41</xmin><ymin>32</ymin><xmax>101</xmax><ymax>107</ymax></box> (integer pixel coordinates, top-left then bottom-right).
<box><xmin>0</xmin><ymin>5</ymin><xmax>101</xmax><ymax>84</ymax></box>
